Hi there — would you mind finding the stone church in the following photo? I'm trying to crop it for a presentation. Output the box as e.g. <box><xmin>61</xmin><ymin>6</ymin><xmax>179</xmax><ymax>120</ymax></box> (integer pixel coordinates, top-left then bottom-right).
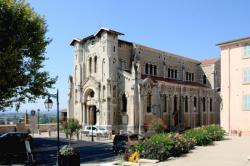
<box><xmin>68</xmin><ymin>28</ymin><xmax>221</xmax><ymax>134</ymax></box>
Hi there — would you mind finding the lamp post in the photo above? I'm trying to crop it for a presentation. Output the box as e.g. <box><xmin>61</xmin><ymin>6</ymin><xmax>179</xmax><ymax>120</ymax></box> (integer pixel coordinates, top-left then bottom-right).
<box><xmin>37</xmin><ymin>109</ymin><xmax>40</xmax><ymax>134</ymax></box>
<box><xmin>44</xmin><ymin>89</ymin><xmax>60</xmax><ymax>165</ymax></box>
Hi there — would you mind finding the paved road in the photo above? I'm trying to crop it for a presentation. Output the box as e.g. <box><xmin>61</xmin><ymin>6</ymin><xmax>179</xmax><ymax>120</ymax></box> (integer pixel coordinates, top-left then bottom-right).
<box><xmin>32</xmin><ymin>137</ymin><xmax>118</xmax><ymax>165</ymax></box>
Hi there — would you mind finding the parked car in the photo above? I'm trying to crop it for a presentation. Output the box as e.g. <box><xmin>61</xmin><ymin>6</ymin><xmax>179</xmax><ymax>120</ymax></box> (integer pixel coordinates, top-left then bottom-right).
<box><xmin>82</xmin><ymin>126</ymin><xmax>110</xmax><ymax>137</ymax></box>
<box><xmin>112</xmin><ymin>134</ymin><xmax>144</xmax><ymax>153</ymax></box>
<box><xmin>0</xmin><ymin>132</ymin><xmax>33</xmax><ymax>164</ymax></box>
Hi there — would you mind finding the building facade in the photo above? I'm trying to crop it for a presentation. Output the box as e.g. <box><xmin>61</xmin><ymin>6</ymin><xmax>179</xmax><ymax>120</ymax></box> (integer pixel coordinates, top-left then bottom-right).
<box><xmin>218</xmin><ymin>37</ymin><xmax>250</xmax><ymax>134</ymax></box>
<box><xmin>68</xmin><ymin>28</ymin><xmax>220</xmax><ymax>133</ymax></box>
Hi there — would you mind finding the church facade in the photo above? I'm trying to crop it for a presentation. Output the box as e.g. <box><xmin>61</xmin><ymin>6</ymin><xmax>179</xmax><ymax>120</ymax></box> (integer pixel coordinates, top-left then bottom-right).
<box><xmin>68</xmin><ymin>28</ymin><xmax>221</xmax><ymax>133</ymax></box>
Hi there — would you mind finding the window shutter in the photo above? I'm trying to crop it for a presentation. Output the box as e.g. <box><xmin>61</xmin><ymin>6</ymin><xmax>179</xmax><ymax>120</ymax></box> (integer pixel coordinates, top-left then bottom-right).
<box><xmin>243</xmin><ymin>95</ymin><xmax>250</xmax><ymax>110</ymax></box>
<box><xmin>244</xmin><ymin>44</ymin><xmax>250</xmax><ymax>57</ymax></box>
<box><xmin>243</xmin><ymin>69</ymin><xmax>250</xmax><ymax>83</ymax></box>
<box><xmin>244</xmin><ymin>96</ymin><xmax>247</xmax><ymax>109</ymax></box>
<box><xmin>247</xmin><ymin>96</ymin><xmax>250</xmax><ymax>109</ymax></box>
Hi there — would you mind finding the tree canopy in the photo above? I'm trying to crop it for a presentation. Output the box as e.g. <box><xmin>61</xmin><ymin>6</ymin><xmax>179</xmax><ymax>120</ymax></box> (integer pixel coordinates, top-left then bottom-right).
<box><xmin>0</xmin><ymin>0</ymin><xmax>57</xmax><ymax>111</ymax></box>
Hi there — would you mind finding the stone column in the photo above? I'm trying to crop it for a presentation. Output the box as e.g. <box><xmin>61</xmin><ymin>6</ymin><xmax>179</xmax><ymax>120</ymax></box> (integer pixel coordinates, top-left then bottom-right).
<box><xmin>81</xmin><ymin>103</ymin><xmax>85</xmax><ymax>126</ymax></box>
<box><xmin>207</xmin><ymin>97</ymin><xmax>209</xmax><ymax>125</ymax></box>
<box><xmin>167</xmin><ymin>95</ymin><xmax>171</xmax><ymax>129</ymax></box>
<box><xmin>179</xmin><ymin>95</ymin><xmax>184</xmax><ymax>126</ymax></box>
<box><xmin>86</xmin><ymin>106</ymin><xmax>89</xmax><ymax>125</ymax></box>
<box><xmin>83</xmin><ymin>103</ymin><xmax>86</xmax><ymax>125</ymax></box>
<box><xmin>139</xmin><ymin>85</ymin><xmax>144</xmax><ymax>136</ymax></box>
<box><xmin>189</xmin><ymin>96</ymin><xmax>193</xmax><ymax>128</ymax></box>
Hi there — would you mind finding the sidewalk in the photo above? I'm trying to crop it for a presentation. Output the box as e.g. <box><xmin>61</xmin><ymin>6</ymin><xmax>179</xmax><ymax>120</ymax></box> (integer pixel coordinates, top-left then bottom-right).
<box><xmin>82</xmin><ymin>136</ymin><xmax>250</xmax><ymax>166</ymax></box>
<box><xmin>146</xmin><ymin>136</ymin><xmax>250</xmax><ymax>166</ymax></box>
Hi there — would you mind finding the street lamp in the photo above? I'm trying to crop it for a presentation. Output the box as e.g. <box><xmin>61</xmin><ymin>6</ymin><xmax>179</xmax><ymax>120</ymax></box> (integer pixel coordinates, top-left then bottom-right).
<box><xmin>44</xmin><ymin>89</ymin><xmax>60</xmax><ymax>165</ymax></box>
<box><xmin>37</xmin><ymin>109</ymin><xmax>40</xmax><ymax>134</ymax></box>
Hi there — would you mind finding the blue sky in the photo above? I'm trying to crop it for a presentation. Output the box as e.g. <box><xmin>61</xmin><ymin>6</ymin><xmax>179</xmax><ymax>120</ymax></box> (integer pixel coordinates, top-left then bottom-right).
<box><xmin>18</xmin><ymin>0</ymin><xmax>250</xmax><ymax>112</ymax></box>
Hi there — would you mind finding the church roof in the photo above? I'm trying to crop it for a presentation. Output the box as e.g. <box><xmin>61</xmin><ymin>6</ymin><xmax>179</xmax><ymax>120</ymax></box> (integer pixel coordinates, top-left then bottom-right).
<box><xmin>70</xmin><ymin>27</ymin><xmax>123</xmax><ymax>46</ymax></box>
<box><xmin>141</xmin><ymin>75</ymin><xmax>208</xmax><ymax>88</ymax></box>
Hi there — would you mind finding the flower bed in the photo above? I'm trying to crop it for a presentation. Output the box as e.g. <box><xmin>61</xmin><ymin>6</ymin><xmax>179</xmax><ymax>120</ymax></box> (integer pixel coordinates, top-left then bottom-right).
<box><xmin>135</xmin><ymin>133</ymin><xmax>173</xmax><ymax>161</ymax></box>
<box><xmin>129</xmin><ymin>124</ymin><xmax>225</xmax><ymax>162</ymax></box>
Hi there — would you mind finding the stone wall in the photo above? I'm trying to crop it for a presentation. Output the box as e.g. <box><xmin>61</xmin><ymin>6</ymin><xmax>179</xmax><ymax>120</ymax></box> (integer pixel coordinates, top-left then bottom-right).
<box><xmin>0</xmin><ymin>123</ymin><xmax>57</xmax><ymax>133</ymax></box>
<box><xmin>0</xmin><ymin>125</ymin><xmax>16</xmax><ymax>132</ymax></box>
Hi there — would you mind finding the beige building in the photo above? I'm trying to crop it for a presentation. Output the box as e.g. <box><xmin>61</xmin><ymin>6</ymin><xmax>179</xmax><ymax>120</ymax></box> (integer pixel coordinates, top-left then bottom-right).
<box><xmin>218</xmin><ymin>37</ymin><xmax>250</xmax><ymax>134</ymax></box>
<box><xmin>68</xmin><ymin>28</ymin><xmax>220</xmax><ymax>133</ymax></box>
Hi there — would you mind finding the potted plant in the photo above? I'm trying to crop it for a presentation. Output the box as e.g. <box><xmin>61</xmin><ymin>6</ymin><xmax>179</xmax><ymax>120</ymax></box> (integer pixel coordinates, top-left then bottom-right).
<box><xmin>59</xmin><ymin>118</ymin><xmax>81</xmax><ymax>166</ymax></box>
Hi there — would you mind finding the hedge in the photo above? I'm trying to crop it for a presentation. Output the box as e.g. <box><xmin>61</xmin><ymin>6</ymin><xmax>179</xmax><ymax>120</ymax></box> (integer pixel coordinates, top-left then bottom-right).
<box><xmin>135</xmin><ymin>124</ymin><xmax>225</xmax><ymax>161</ymax></box>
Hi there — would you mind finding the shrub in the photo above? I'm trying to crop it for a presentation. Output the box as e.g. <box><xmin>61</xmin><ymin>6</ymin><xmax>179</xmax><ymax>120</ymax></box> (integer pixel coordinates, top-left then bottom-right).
<box><xmin>183</xmin><ymin>128</ymin><xmax>212</xmax><ymax>146</ymax></box>
<box><xmin>150</xmin><ymin>119</ymin><xmax>165</xmax><ymax>134</ymax></box>
<box><xmin>204</xmin><ymin>124</ymin><xmax>226</xmax><ymax>141</ymax></box>
<box><xmin>137</xmin><ymin>133</ymin><xmax>173</xmax><ymax>161</ymax></box>
<box><xmin>135</xmin><ymin>125</ymin><xmax>225</xmax><ymax>162</ymax></box>
<box><xmin>59</xmin><ymin>145</ymin><xmax>79</xmax><ymax>156</ymax></box>
<box><xmin>167</xmin><ymin>133</ymin><xmax>194</xmax><ymax>157</ymax></box>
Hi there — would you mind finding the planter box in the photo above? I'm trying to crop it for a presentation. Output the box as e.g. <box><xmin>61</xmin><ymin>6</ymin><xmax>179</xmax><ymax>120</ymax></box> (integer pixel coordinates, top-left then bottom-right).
<box><xmin>59</xmin><ymin>153</ymin><xmax>80</xmax><ymax>166</ymax></box>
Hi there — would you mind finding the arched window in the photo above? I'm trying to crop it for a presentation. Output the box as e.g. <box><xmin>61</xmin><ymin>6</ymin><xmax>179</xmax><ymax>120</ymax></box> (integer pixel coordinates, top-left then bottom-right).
<box><xmin>203</xmin><ymin>97</ymin><xmax>206</xmax><ymax>112</ymax></box>
<box><xmin>122</xmin><ymin>94</ymin><xmax>127</xmax><ymax>112</ymax></box>
<box><xmin>74</xmin><ymin>66</ymin><xmax>77</xmax><ymax>85</ymax></box>
<box><xmin>171</xmin><ymin>69</ymin><xmax>174</xmax><ymax>78</ymax></box>
<box><xmin>150</xmin><ymin>64</ymin><xmax>153</xmax><ymax>75</ymax></box>
<box><xmin>147</xmin><ymin>93</ymin><xmax>151</xmax><ymax>112</ymax></box>
<box><xmin>203</xmin><ymin>75</ymin><xmax>207</xmax><ymax>84</ymax></box>
<box><xmin>89</xmin><ymin>57</ymin><xmax>92</xmax><ymax>74</ymax></box>
<box><xmin>164</xmin><ymin>95</ymin><xmax>167</xmax><ymax>112</ymax></box>
<box><xmin>174</xmin><ymin>70</ymin><xmax>177</xmax><ymax>79</ymax></box>
<box><xmin>102</xmin><ymin>58</ymin><xmax>105</xmax><ymax>81</ymax></box>
<box><xmin>113</xmin><ymin>85</ymin><xmax>116</xmax><ymax>97</ymax></box>
<box><xmin>185</xmin><ymin>96</ymin><xmax>188</xmax><ymax>112</ymax></box>
<box><xmin>103</xmin><ymin>86</ymin><xmax>106</xmax><ymax>99</ymax></box>
<box><xmin>75</xmin><ymin>89</ymin><xmax>78</xmax><ymax>103</ymax></box>
<box><xmin>94</xmin><ymin>56</ymin><xmax>97</xmax><ymax>73</ymax></box>
<box><xmin>210</xmin><ymin>98</ymin><xmax>212</xmax><ymax>112</ymax></box>
<box><xmin>173</xmin><ymin>95</ymin><xmax>178</xmax><ymax>126</ymax></box>
<box><xmin>168</xmin><ymin>68</ymin><xmax>170</xmax><ymax>78</ymax></box>
<box><xmin>174</xmin><ymin>95</ymin><xmax>177</xmax><ymax>112</ymax></box>
<box><xmin>194</xmin><ymin>97</ymin><xmax>197</xmax><ymax>112</ymax></box>
<box><xmin>145</xmin><ymin>63</ymin><xmax>149</xmax><ymax>74</ymax></box>
<box><xmin>154</xmin><ymin>65</ymin><xmax>157</xmax><ymax>76</ymax></box>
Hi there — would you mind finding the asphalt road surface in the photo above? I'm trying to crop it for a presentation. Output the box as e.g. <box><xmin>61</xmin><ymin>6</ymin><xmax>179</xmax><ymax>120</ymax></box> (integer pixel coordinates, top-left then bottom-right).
<box><xmin>32</xmin><ymin>137</ymin><xmax>118</xmax><ymax>165</ymax></box>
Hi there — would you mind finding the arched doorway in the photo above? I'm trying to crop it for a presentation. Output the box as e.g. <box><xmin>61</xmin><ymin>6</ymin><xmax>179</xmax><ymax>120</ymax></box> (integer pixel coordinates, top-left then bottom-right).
<box><xmin>89</xmin><ymin>105</ymin><xmax>97</xmax><ymax>125</ymax></box>
<box><xmin>84</xmin><ymin>89</ymin><xmax>97</xmax><ymax>125</ymax></box>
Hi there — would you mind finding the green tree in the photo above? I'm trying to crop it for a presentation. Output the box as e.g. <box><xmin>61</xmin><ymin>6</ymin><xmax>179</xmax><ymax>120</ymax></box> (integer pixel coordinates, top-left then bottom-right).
<box><xmin>0</xmin><ymin>0</ymin><xmax>56</xmax><ymax>111</ymax></box>
<box><xmin>62</xmin><ymin>119</ymin><xmax>81</xmax><ymax>146</ymax></box>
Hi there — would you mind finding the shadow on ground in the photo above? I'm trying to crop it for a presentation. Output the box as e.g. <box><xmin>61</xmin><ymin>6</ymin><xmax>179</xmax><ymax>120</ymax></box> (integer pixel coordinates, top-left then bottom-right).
<box><xmin>32</xmin><ymin>137</ymin><xmax>118</xmax><ymax>165</ymax></box>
